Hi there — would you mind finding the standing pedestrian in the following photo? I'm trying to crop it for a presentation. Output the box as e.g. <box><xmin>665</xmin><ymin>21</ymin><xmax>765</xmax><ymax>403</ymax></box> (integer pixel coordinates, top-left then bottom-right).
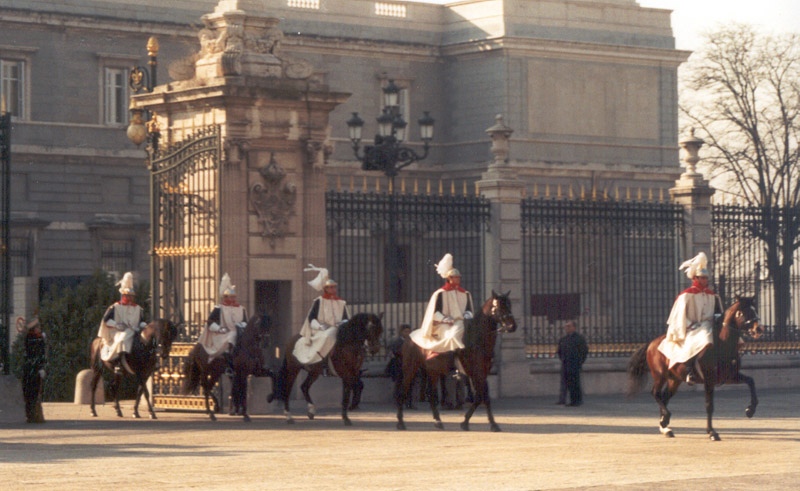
<box><xmin>18</xmin><ymin>316</ymin><xmax>47</xmax><ymax>423</ymax></box>
<box><xmin>557</xmin><ymin>320</ymin><xmax>588</xmax><ymax>406</ymax></box>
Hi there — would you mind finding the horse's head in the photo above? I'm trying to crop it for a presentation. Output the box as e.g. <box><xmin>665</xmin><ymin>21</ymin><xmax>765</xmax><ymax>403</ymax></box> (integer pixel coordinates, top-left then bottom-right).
<box><xmin>364</xmin><ymin>312</ymin><xmax>384</xmax><ymax>355</ymax></box>
<box><xmin>156</xmin><ymin>319</ymin><xmax>179</xmax><ymax>359</ymax></box>
<box><xmin>726</xmin><ymin>295</ymin><xmax>763</xmax><ymax>339</ymax></box>
<box><xmin>487</xmin><ymin>290</ymin><xmax>517</xmax><ymax>333</ymax></box>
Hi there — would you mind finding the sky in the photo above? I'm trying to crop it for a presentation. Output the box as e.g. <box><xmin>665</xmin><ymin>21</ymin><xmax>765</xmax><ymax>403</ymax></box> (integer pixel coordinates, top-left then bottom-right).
<box><xmin>631</xmin><ymin>0</ymin><xmax>798</xmax><ymax>51</ymax></box>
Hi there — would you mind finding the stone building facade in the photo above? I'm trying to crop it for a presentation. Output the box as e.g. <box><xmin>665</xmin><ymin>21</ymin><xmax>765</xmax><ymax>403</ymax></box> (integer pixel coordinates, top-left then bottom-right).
<box><xmin>0</xmin><ymin>0</ymin><xmax>688</xmax><ymax>328</ymax></box>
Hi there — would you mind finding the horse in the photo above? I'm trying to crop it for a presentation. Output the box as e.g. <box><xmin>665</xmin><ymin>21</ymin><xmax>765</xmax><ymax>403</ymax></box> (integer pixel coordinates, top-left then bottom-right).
<box><xmin>182</xmin><ymin>314</ymin><xmax>272</xmax><ymax>421</ymax></box>
<box><xmin>395</xmin><ymin>290</ymin><xmax>517</xmax><ymax>432</ymax></box>
<box><xmin>267</xmin><ymin>312</ymin><xmax>384</xmax><ymax>426</ymax></box>
<box><xmin>229</xmin><ymin>314</ymin><xmax>273</xmax><ymax>421</ymax></box>
<box><xmin>89</xmin><ymin>319</ymin><xmax>179</xmax><ymax>419</ymax></box>
<box><xmin>627</xmin><ymin>295</ymin><xmax>763</xmax><ymax>440</ymax></box>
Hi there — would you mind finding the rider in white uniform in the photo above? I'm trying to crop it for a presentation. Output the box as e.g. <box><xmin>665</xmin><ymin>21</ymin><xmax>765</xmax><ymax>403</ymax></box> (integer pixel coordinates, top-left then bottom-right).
<box><xmin>293</xmin><ymin>265</ymin><xmax>349</xmax><ymax>366</ymax></box>
<box><xmin>97</xmin><ymin>272</ymin><xmax>147</xmax><ymax>373</ymax></box>
<box><xmin>198</xmin><ymin>273</ymin><xmax>247</xmax><ymax>376</ymax></box>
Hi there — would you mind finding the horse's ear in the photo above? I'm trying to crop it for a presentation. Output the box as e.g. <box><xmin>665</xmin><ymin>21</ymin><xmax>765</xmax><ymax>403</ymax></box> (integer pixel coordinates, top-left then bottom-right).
<box><xmin>735</xmin><ymin>294</ymin><xmax>741</xmax><ymax>303</ymax></box>
<box><xmin>491</xmin><ymin>289</ymin><xmax>499</xmax><ymax>298</ymax></box>
<box><xmin>504</xmin><ymin>290</ymin><xmax>511</xmax><ymax>298</ymax></box>
<box><xmin>378</xmin><ymin>312</ymin><xmax>385</xmax><ymax>320</ymax></box>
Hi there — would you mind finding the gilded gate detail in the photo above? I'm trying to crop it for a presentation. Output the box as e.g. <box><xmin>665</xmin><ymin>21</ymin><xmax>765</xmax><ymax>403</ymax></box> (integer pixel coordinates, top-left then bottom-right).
<box><xmin>149</xmin><ymin>126</ymin><xmax>222</xmax><ymax>410</ymax></box>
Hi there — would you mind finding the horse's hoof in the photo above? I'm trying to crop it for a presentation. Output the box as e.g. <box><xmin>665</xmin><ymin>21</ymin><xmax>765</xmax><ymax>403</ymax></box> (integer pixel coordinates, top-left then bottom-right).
<box><xmin>434</xmin><ymin>421</ymin><xmax>444</xmax><ymax>430</ymax></box>
<box><xmin>90</xmin><ymin>411</ymin><xmax>97</xmax><ymax>418</ymax></box>
<box><xmin>745</xmin><ymin>406</ymin><xmax>755</xmax><ymax>418</ymax></box>
<box><xmin>490</xmin><ymin>424</ymin><xmax>502</xmax><ymax>432</ymax></box>
<box><xmin>209</xmin><ymin>413</ymin><xmax>216</xmax><ymax>422</ymax></box>
<box><xmin>397</xmin><ymin>421</ymin><xmax>406</xmax><ymax>431</ymax></box>
<box><xmin>286</xmin><ymin>418</ymin><xmax>295</xmax><ymax>425</ymax></box>
<box><xmin>460</xmin><ymin>421</ymin><xmax>469</xmax><ymax>431</ymax></box>
<box><xmin>243</xmin><ymin>414</ymin><xmax>251</xmax><ymax>423</ymax></box>
<box><xmin>343</xmin><ymin>418</ymin><xmax>352</xmax><ymax>427</ymax></box>
<box><xmin>307</xmin><ymin>413</ymin><xmax>315</xmax><ymax>420</ymax></box>
<box><xmin>665</xmin><ymin>430</ymin><xmax>674</xmax><ymax>438</ymax></box>
<box><xmin>150</xmin><ymin>413</ymin><xmax>157</xmax><ymax>420</ymax></box>
<box><xmin>709</xmin><ymin>431</ymin><xmax>720</xmax><ymax>441</ymax></box>
<box><xmin>132</xmin><ymin>413</ymin><xmax>141</xmax><ymax>419</ymax></box>
<box><xmin>116</xmin><ymin>412</ymin><xmax>123</xmax><ymax>418</ymax></box>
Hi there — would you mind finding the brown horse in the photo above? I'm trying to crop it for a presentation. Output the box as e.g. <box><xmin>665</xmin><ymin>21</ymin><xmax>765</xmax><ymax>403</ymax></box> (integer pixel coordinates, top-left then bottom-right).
<box><xmin>627</xmin><ymin>296</ymin><xmax>763</xmax><ymax>440</ymax></box>
<box><xmin>229</xmin><ymin>314</ymin><xmax>273</xmax><ymax>422</ymax></box>
<box><xmin>395</xmin><ymin>290</ymin><xmax>517</xmax><ymax>431</ymax></box>
<box><xmin>89</xmin><ymin>319</ymin><xmax>179</xmax><ymax>419</ymax></box>
<box><xmin>182</xmin><ymin>314</ymin><xmax>271</xmax><ymax>421</ymax></box>
<box><xmin>267</xmin><ymin>312</ymin><xmax>383</xmax><ymax>426</ymax></box>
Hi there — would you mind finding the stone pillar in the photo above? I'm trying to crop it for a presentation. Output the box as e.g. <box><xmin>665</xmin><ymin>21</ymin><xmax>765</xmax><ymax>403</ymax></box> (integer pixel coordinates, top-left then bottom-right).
<box><xmin>476</xmin><ymin>115</ymin><xmax>527</xmax><ymax>397</ymax></box>
<box><xmin>669</xmin><ymin>129</ymin><xmax>716</xmax><ymax>258</ymax></box>
<box><xmin>131</xmin><ymin>0</ymin><xmax>348</xmax><ymax>345</ymax></box>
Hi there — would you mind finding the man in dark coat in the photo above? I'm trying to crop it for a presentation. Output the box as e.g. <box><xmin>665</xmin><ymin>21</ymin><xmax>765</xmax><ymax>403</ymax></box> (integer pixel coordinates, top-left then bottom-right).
<box><xmin>20</xmin><ymin>317</ymin><xmax>47</xmax><ymax>423</ymax></box>
<box><xmin>557</xmin><ymin>320</ymin><xmax>588</xmax><ymax>407</ymax></box>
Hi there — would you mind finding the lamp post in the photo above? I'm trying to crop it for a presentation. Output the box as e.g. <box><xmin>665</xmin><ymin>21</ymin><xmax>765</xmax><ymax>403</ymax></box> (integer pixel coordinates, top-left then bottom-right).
<box><xmin>126</xmin><ymin>36</ymin><xmax>160</xmax><ymax>161</ymax></box>
<box><xmin>345</xmin><ymin>80</ymin><xmax>434</xmax><ymax>301</ymax></box>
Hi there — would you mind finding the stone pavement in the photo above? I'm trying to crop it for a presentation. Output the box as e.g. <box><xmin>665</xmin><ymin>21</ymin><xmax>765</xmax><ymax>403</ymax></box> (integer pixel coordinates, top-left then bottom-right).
<box><xmin>1</xmin><ymin>388</ymin><xmax>798</xmax><ymax>490</ymax></box>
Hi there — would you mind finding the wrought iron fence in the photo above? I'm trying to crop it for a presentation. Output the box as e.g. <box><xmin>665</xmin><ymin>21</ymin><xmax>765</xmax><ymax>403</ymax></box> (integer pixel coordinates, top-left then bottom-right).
<box><xmin>522</xmin><ymin>198</ymin><xmax>685</xmax><ymax>358</ymax></box>
<box><xmin>712</xmin><ymin>204</ymin><xmax>800</xmax><ymax>350</ymax></box>
<box><xmin>327</xmin><ymin>189</ymin><xmax>490</xmax><ymax>359</ymax></box>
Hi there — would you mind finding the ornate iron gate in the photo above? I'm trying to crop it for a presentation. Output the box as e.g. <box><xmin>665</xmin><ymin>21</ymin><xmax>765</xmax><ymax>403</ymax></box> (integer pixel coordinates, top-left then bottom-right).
<box><xmin>0</xmin><ymin>110</ymin><xmax>9</xmax><ymax>374</ymax></box>
<box><xmin>522</xmin><ymin>197</ymin><xmax>685</xmax><ymax>357</ymax></box>
<box><xmin>149</xmin><ymin>126</ymin><xmax>222</xmax><ymax>410</ymax></box>
<box><xmin>327</xmin><ymin>186</ymin><xmax>490</xmax><ymax>358</ymax></box>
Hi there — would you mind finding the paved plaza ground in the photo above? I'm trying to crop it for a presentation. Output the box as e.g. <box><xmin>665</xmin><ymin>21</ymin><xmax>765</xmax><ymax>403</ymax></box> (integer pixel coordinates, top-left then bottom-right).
<box><xmin>1</xmin><ymin>387</ymin><xmax>798</xmax><ymax>490</ymax></box>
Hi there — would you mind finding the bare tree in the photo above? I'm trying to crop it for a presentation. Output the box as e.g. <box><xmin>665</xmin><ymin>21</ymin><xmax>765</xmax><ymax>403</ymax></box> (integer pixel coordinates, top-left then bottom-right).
<box><xmin>681</xmin><ymin>24</ymin><xmax>800</xmax><ymax>339</ymax></box>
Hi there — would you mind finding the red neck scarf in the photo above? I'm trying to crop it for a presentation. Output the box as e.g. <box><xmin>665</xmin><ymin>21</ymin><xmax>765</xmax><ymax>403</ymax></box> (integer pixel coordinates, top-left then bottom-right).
<box><xmin>323</xmin><ymin>293</ymin><xmax>342</xmax><ymax>301</ymax></box>
<box><xmin>442</xmin><ymin>282</ymin><xmax>466</xmax><ymax>293</ymax></box>
<box><xmin>222</xmin><ymin>298</ymin><xmax>240</xmax><ymax>307</ymax></box>
<box><xmin>682</xmin><ymin>278</ymin><xmax>715</xmax><ymax>295</ymax></box>
<box><xmin>119</xmin><ymin>296</ymin><xmax>136</xmax><ymax>306</ymax></box>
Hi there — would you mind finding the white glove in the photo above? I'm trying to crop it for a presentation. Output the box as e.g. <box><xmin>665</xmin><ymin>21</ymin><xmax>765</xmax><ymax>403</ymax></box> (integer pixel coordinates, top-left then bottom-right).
<box><xmin>464</xmin><ymin>311</ymin><xmax>474</xmax><ymax>320</ymax></box>
<box><xmin>38</xmin><ymin>369</ymin><xmax>46</xmax><ymax>378</ymax></box>
<box><xmin>136</xmin><ymin>321</ymin><xmax>147</xmax><ymax>331</ymax></box>
<box><xmin>209</xmin><ymin>322</ymin><xmax>221</xmax><ymax>332</ymax></box>
<box><xmin>310</xmin><ymin>319</ymin><xmax>324</xmax><ymax>331</ymax></box>
<box><xmin>106</xmin><ymin>319</ymin><xmax>117</xmax><ymax>328</ymax></box>
<box><xmin>236</xmin><ymin>322</ymin><xmax>247</xmax><ymax>329</ymax></box>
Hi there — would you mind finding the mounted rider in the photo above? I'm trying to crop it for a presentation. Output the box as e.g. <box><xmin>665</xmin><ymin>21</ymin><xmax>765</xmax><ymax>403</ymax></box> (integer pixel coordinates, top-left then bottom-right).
<box><xmin>658</xmin><ymin>252</ymin><xmax>722</xmax><ymax>385</ymax></box>
<box><xmin>409</xmin><ymin>253</ymin><xmax>474</xmax><ymax>368</ymax></box>
<box><xmin>199</xmin><ymin>273</ymin><xmax>247</xmax><ymax>376</ymax></box>
<box><xmin>292</xmin><ymin>264</ymin><xmax>350</xmax><ymax>366</ymax></box>
<box><xmin>98</xmin><ymin>272</ymin><xmax>148</xmax><ymax>374</ymax></box>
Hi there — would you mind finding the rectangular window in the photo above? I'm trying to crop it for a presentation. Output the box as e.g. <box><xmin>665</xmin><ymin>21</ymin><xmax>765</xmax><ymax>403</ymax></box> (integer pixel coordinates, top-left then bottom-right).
<box><xmin>0</xmin><ymin>59</ymin><xmax>24</xmax><ymax>117</ymax></box>
<box><xmin>375</xmin><ymin>2</ymin><xmax>406</xmax><ymax>17</ymax></box>
<box><xmin>101</xmin><ymin>239</ymin><xmax>133</xmax><ymax>275</ymax></box>
<box><xmin>9</xmin><ymin>236</ymin><xmax>31</xmax><ymax>277</ymax></box>
<box><xmin>288</xmin><ymin>0</ymin><xmax>320</xmax><ymax>8</ymax></box>
<box><xmin>104</xmin><ymin>67</ymin><xmax>128</xmax><ymax>125</ymax></box>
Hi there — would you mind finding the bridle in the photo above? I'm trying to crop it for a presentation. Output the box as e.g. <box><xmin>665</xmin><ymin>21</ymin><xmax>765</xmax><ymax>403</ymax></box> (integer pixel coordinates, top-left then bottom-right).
<box><xmin>489</xmin><ymin>297</ymin><xmax>516</xmax><ymax>333</ymax></box>
<box><xmin>722</xmin><ymin>301</ymin><xmax>760</xmax><ymax>336</ymax></box>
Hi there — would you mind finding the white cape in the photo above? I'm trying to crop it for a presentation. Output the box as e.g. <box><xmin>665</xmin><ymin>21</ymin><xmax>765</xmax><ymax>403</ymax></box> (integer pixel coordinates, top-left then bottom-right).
<box><xmin>98</xmin><ymin>303</ymin><xmax>143</xmax><ymax>362</ymax></box>
<box><xmin>409</xmin><ymin>287</ymin><xmax>473</xmax><ymax>353</ymax></box>
<box><xmin>293</xmin><ymin>296</ymin><xmax>348</xmax><ymax>365</ymax></box>
<box><xmin>658</xmin><ymin>290</ymin><xmax>716</xmax><ymax>367</ymax></box>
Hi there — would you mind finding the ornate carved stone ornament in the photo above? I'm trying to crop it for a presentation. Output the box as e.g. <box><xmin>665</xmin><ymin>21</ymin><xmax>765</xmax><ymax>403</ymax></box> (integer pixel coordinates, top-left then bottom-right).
<box><xmin>250</xmin><ymin>152</ymin><xmax>297</xmax><ymax>246</ymax></box>
<box><xmin>224</xmin><ymin>138</ymin><xmax>250</xmax><ymax>168</ymax></box>
<box><xmin>302</xmin><ymin>137</ymin><xmax>334</xmax><ymax>169</ymax></box>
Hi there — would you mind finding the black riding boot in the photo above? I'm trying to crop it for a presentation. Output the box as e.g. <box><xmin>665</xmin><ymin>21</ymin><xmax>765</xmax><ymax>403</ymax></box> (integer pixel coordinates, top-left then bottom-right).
<box><xmin>685</xmin><ymin>357</ymin><xmax>701</xmax><ymax>385</ymax></box>
<box><xmin>223</xmin><ymin>350</ymin><xmax>234</xmax><ymax>377</ymax></box>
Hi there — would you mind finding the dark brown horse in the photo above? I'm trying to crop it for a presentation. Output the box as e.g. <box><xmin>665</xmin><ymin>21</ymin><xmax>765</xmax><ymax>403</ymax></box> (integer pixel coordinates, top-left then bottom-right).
<box><xmin>627</xmin><ymin>296</ymin><xmax>763</xmax><ymax>440</ymax></box>
<box><xmin>182</xmin><ymin>314</ymin><xmax>271</xmax><ymax>421</ymax></box>
<box><xmin>89</xmin><ymin>319</ymin><xmax>178</xmax><ymax>419</ymax></box>
<box><xmin>267</xmin><ymin>312</ymin><xmax>383</xmax><ymax>426</ymax></box>
<box><xmin>229</xmin><ymin>314</ymin><xmax>273</xmax><ymax>421</ymax></box>
<box><xmin>395</xmin><ymin>290</ymin><xmax>517</xmax><ymax>431</ymax></box>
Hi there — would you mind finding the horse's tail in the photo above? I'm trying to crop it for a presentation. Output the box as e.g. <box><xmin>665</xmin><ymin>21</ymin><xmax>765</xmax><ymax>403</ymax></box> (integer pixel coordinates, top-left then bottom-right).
<box><xmin>626</xmin><ymin>344</ymin><xmax>650</xmax><ymax>399</ymax></box>
<box><xmin>182</xmin><ymin>348</ymin><xmax>201</xmax><ymax>395</ymax></box>
<box><xmin>268</xmin><ymin>357</ymin><xmax>289</xmax><ymax>402</ymax></box>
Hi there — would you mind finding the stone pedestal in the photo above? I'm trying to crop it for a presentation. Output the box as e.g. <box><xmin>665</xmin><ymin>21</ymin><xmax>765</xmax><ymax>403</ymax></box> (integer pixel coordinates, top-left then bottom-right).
<box><xmin>73</xmin><ymin>369</ymin><xmax>104</xmax><ymax>405</ymax></box>
<box><xmin>669</xmin><ymin>131</ymin><xmax>715</xmax><ymax>257</ymax></box>
<box><xmin>0</xmin><ymin>375</ymin><xmax>25</xmax><ymax>423</ymax></box>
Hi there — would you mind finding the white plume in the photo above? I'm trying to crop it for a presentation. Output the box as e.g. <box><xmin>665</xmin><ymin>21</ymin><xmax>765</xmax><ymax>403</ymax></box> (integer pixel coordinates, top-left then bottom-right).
<box><xmin>305</xmin><ymin>264</ymin><xmax>329</xmax><ymax>292</ymax></box>
<box><xmin>117</xmin><ymin>272</ymin><xmax>135</xmax><ymax>295</ymax></box>
<box><xmin>219</xmin><ymin>273</ymin><xmax>235</xmax><ymax>297</ymax></box>
<box><xmin>435</xmin><ymin>253</ymin><xmax>453</xmax><ymax>279</ymax></box>
<box><xmin>678</xmin><ymin>252</ymin><xmax>708</xmax><ymax>280</ymax></box>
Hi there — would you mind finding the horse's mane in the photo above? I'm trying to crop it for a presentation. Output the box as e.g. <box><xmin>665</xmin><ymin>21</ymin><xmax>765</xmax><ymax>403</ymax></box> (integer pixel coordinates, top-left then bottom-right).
<box><xmin>336</xmin><ymin>312</ymin><xmax>374</xmax><ymax>345</ymax></box>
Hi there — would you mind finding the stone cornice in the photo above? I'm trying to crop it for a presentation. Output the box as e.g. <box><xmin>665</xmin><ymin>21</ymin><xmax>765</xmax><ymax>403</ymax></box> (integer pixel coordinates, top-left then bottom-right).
<box><xmin>442</xmin><ymin>36</ymin><xmax>690</xmax><ymax>66</ymax></box>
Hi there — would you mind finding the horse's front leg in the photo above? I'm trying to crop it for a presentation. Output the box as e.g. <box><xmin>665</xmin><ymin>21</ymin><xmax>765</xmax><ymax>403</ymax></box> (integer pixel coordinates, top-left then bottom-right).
<box><xmin>204</xmin><ymin>386</ymin><xmax>217</xmax><ymax>421</ymax></box>
<box><xmin>705</xmin><ymin>381</ymin><xmax>719</xmax><ymax>441</ymax></box>
<box><xmin>139</xmin><ymin>376</ymin><xmax>157</xmax><ymax>419</ymax></box>
<box><xmin>89</xmin><ymin>368</ymin><xmax>102</xmax><ymax>417</ymax></box>
<box><xmin>427</xmin><ymin>373</ymin><xmax>444</xmax><ymax>430</ymax></box>
<box><xmin>341</xmin><ymin>378</ymin><xmax>353</xmax><ymax>426</ymax></box>
<box><xmin>738</xmin><ymin>372</ymin><xmax>758</xmax><ymax>418</ymax></box>
<box><xmin>132</xmin><ymin>381</ymin><xmax>143</xmax><ymax>419</ymax></box>
<box><xmin>301</xmin><ymin>367</ymin><xmax>322</xmax><ymax>420</ymax></box>
<box><xmin>112</xmin><ymin>370</ymin><xmax>123</xmax><ymax>417</ymax></box>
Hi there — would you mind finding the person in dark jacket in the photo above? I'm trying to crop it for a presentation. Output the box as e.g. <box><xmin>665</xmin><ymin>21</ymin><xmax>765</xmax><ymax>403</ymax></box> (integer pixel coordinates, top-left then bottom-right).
<box><xmin>19</xmin><ymin>317</ymin><xmax>47</xmax><ymax>423</ymax></box>
<box><xmin>556</xmin><ymin>320</ymin><xmax>588</xmax><ymax>407</ymax></box>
